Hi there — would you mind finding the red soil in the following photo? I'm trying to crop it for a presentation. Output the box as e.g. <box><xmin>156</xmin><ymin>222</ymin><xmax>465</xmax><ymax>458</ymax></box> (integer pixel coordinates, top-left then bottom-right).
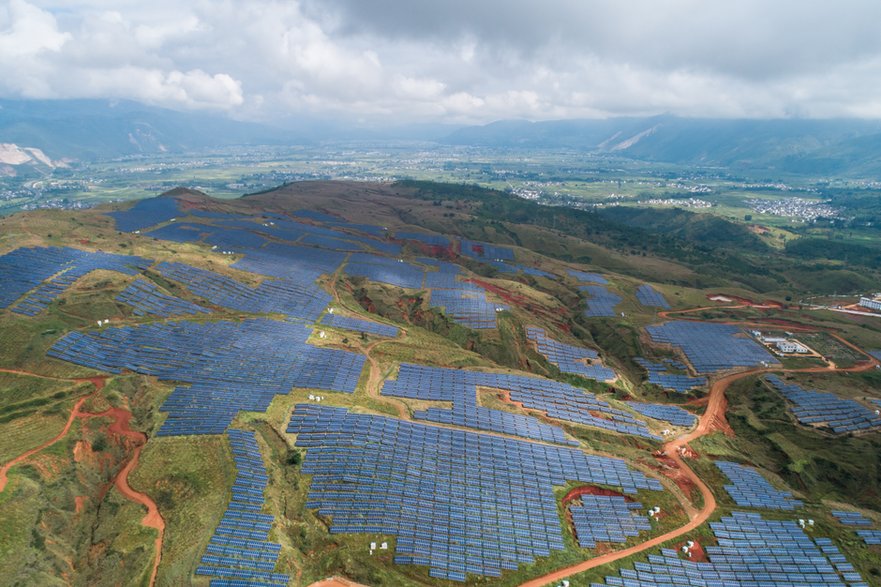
<box><xmin>0</xmin><ymin>371</ymin><xmax>163</xmax><ymax>587</ymax></box>
<box><xmin>674</xmin><ymin>538</ymin><xmax>708</xmax><ymax>562</ymax></box>
<box><xmin>562</xmin><ymin>485</ymin><xmax>628</xmax><ymax>506</ymax></box>
<box><xmin>307</xmin><ymin>577</ymin><xmax>371</xmax><ymax>587</ymax></box>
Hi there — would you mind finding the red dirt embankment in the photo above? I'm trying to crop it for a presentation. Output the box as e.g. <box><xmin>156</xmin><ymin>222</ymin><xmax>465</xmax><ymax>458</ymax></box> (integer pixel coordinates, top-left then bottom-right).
<box><xmin>562</xmin><ymin>485</ymin><xmax>628</xmax><ymax>506</ymax></box>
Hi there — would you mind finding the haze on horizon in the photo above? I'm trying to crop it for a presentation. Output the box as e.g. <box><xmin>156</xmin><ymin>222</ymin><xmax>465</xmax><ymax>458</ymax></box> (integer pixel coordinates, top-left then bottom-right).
<box><xmin>3</xmin><ymin>0</ymin><xmax>881</xmax><ymax>125</ymax></box>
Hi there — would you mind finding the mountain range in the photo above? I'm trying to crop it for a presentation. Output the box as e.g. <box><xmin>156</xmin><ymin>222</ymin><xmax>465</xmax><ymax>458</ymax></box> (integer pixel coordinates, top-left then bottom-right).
<box><xmin>5</xmin><ymin>99</ymin><xmax>881</xmax><ymax>176</ymax></box>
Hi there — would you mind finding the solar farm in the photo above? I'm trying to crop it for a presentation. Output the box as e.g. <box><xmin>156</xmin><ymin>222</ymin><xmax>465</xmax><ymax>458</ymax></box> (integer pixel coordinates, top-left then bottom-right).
<box><xmin>593</xmin><ymin>512</ymin><xmax>866</xmax><ymax>587</ymax></box>
<box><xmin>714</xmin><ymin>460</ymin><xmax>804</xmax><ymax>510</ymax></box>
<box><xmin>381</xmin><ymin>363</ymin><xmax>661</xmax><ymax>440</ymax></box>
<box><xmin>626</xmin><ymin>402</ymin><xmax>696</xmax><ymax>427</ymax></box>
<box><xmin>635</xmin><ymin>284</ymin><xmax>670</xmax><ymax>309</ymax></box>
<box><xmin>646</xmin><ymin>321</ymin><xmax>779</xmax><ymax>373</ymax></box>
<box><xmin>580</xmin><ymin>285</ymin><xmax>622</xmax><ymax>317</ymax></box>
<box><xmin>526</xmin><ymin>326</ymin><xmax>616</xmax><ymax>382</ymax></box>
<box><xmin>765</xmin><ymin>375</ymin><xmax>881</xmax><ymax>434</ymax></box>
<box><xmin>569</xmin><ymin>495</ymin><xmax>652</xmax><ymax>548</ymax></box>
<box><xmin>287</xmin><ymin>404</ymin><xmax>663</xmax><ymax>582</ymax></box>
<box><xmin>2</xmin><ymin>188</ymin><xmax>880</xmax><ymax>587</ymax></box>
<box><xmin>567</xmin><ymin>269</ymin><xmax>608</xmax><ymax>284</ymax></box>
<box><xmin>196</xmin><ymin>430</ymin><xmax>290</xmax><ymax>586</ymax></box>
<box><xmin>634</xmin><ymin>357</ymin><xmax>707</xmax><ymax>392</ymax></box>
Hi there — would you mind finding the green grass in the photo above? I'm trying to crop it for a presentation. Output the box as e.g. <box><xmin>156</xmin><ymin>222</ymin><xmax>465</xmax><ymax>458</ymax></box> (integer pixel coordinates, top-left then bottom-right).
<box><xmin>129</xmin><ymin>436</ymin><xmax>236</xmax><ymax>586</ymax></box>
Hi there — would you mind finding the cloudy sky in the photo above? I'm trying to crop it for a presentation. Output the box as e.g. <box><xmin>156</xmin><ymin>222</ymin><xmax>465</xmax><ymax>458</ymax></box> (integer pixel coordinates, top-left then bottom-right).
<box><xmin>3</xmin><ymin>0</ymin><xmax>881</xmax><ymax>123</ymax></box>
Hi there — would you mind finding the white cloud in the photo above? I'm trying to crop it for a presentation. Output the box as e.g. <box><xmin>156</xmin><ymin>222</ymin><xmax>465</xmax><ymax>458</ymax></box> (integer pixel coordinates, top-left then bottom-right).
<box><xmin>2</xmin><ymin>0</ymin><xmax>881</xmax><ymax>122</ymax></box>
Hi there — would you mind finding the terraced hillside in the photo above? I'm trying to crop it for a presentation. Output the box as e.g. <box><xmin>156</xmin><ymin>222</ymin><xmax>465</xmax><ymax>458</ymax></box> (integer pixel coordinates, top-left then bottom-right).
<box><xmin>1</xmin><ymin>181</ymin><xmax>880</xmax><ymax>587</ymax></box>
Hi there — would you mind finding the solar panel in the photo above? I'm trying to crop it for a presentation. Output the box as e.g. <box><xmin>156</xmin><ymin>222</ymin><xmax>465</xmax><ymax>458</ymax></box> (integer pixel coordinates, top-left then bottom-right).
<box><xmin>287</xmin><ymin>404</ymin><xmax>663</xmax><ymax>582</ymax></box>
<box><xmin>567</xmin><ymin>270</ymin><xmax>607</xmax><ymax>284</ymax></box>
<box><xmin>196</xmin><ymin>430</ymin><xmax>290</xmax><ymax>585</ymax></box>
<box><xmin>108</xmin><ymin>197</ymin><xmax>181</xmax><ymax>232</ymax></box>
<box><xmin>634</xmin><ymin>357</ymin><xmax>706</xmax><ymax>392</ymax></box>
<box><xmin>382</xmin><ymin>363</ymin><xmax>659</xmax><ymax>441</ymax></box>
<box><xmin>627</xmin><ymin>403</ymin><xmax>696</xmax><ymax>427</ymax></box>
<box><xmin>0</xmin><ymin>246</ymin><xmax>151</xmax><ymax>316</ymax></box>
<box><xmin>594</xmin><ymin>511</ymin><xmax>863</xmax><ymax>586</ymax></box>
<box><xmin>635</xmin><ymin>284</ymin><xmax>670</xmax><ymax>309</ymax></box>
<box><xmin>48</xmin><ymin>319</ymin><xmax>365</xmax><ymax>436</ymax></box>
<box><xmin>714</xmin><ymin>461</ymin><xmax>802</xmax><ymax>510</ymax></box>
<box><xmin>489</xmin><ymin>261</ymin><xmax>555</xmax><ymax>279</ymax></box>
<box><xmin>832</xmin><ymin>510</ymin><xmax>872</xmax><ymax>527</ymax></box>
<box><xmin>580</xmin><ymin>285</ymin><xmax>621</xmax><ymax>317</ymax></box>
<box><xmin>570</xmin><ymin>495</ymin><xmax>651</xmax><ymax>548</ymax></box>
<box><xmin>526</xmin><ymin>327</ymin><xmax>616</xmax><ymax>381</ymax></box>
<box><xmin>116</xmin><ymin>278</ymin><xmax>210</xmax><ymax>317</ymax></box>
<box><xmin>460</xmin><ymin>239</ymin><xmax>515</xmax><ymax>261</ymax></box>
<box><xmin>646</xmin><ymin>321</ymin><xmax>778</xmax><ymax>373</ymax></box>
<box><xmin>320</xmin><ymin>313</ymin><xmax>399</xmax><ymax>338</ymax></box>
<box><xmin>765</xmin><ymin>375</ymin><xmax>881</xmax><ymax>434</ymax></box>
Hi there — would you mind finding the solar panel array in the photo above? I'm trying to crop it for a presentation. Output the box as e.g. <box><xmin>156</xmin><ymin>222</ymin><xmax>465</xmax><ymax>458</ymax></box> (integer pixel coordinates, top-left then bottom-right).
<box><xmin>287</xmin><ymin>404</ymin><xmax>663</xmax><ymax>582</ymax></box>
<box><xmin>570</xmin><ymin>495</ymin><xmax>651</xmax><ymax>548</ymax></box>
<box><xmin>195</xmin><ymin>430</ymin><xmax>289</xmax><ymax>587</ymax></box>
<box><xmin>142</xmin><ymin>222</ymin><xmax>208</xmax><ymax>243</ymax></box>
<box><xmin>814</xmin><ymin>537</ymin><xmax>870</xmax><ymax>586</ymax></box>
<box><xmin>646</xmin><ymin>321</ymin><xmax>778</xmax><ymax>373</ymax></box>
<box><xmin>0</xmin><ymin>247</ymin><xmax>150</xmax><ymax>316</ymax></box>
<box><xmin>765</xmin><ymin>375</ymin><xmax>881</xmax><ymax>434</ymax></box>
<box><xmin>526</xmin><ymin>327</ymin><xmax>616</xmax><ymax>382</ymax></box>
<box><xmin>48</xmin><ymin>319</ymin><xmax>365</xmax><ymax>435</ymax></box>
<box><xmin>460</xmin><ymin>239</ymin><xmax>515</xmax><ymax>261</ymax></box>
<box><xmin>832</xmin><ymin>511</ymin><xmax>872</xmax><ymax>527</ymax></box>
<box><xmin>381</xmin><ymin>363</ymin><xmax>659</xmax><ymax>440</ymax></box>
<box><xmin>344</xmin><ymin>253</ymin><xmax>425</xmax><ymax>289</ymax></box>
<box><xmin>320</xmin><ymin>313</ymin><xmax>399</xmax><ymax>338</ymax></box>
<box><xmin>157</xmin><ymin>262</ymin><xmax>331</xmax><ymax>322</ymax></box>
<box><xmin>489</xmin><ymin>260</ymin><xmax>556</xmax><ymax>279</ymax></box>
<box><xmin>634</xmin><ymin>358</ymin><xmax>707</xmax><ymax>392</ymax></box>
<box><xmin>382</xmin><ymin>363</ymin><xmax>573</xmax><ymax>445</ymax></box>
<box><xmin>857</xmin><ymin>530</ymin><xmax>881</xmax><ymax>545</ymax></box>
<box><xmin>627</xmin><ymin>403</ymin><xmax>696</xmax><ymax>427</ymax></box>
<box><xmin>300</xmin><ymin>233</ymin><xmax>366</xmax><ymax>252</ymax></box>
<box><xmin>396</xmin><ymin>231</ymin><xmax>451</xmax><ymax>247</ymax></box>
<box><xmin>0</xmin><ymin>246</ymin><xmax>84</xmax><ymax>309</ymax></box>
<box><xmin>580</xmin><ymin>285</ymin><xmax>622</xmax><ymax>317</ymax></box>
<box><xmin>431</xmin><ymin>287</ymin><xmax>507</xmax><ymax>328</ymax></box>
<box><xmin>567</xmin><ymin>270</ymin><xmax>607</xmax><ymax>284</ymax></box>
<box><xmin>109</xmin><ymin>197</ymin><xmax>181</xmax><ymax>232</ymax></box>
<box><xmin>592</xmin><ymin>511</ymin><xmax>863</xmax><ymax>587</ymax></box>
<box><xmin>635</xmin><ymin>284</ymin><xmax>670</xmax><ymax>309</ymax></box>
<box><xmin>116</xmin><ymin>278</ymin><xmax>210</xmax><ymax>317</ymax></box>
<box><xmin>231</xmin><ymin>243</ymin><xmax>345</xmax><ymax>281</ymax></box>
<box><xmin>714</xmin><ymin>461</ymin><xmax>803</xmax><ymax>510</ymax></box>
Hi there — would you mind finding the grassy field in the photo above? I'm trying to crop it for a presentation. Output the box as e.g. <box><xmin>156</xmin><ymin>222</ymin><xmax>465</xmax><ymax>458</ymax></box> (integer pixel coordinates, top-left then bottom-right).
<box><xmin>130</xmin><ymin>436</ymin><xmax>236</xmax><ymax>586</ymax></box>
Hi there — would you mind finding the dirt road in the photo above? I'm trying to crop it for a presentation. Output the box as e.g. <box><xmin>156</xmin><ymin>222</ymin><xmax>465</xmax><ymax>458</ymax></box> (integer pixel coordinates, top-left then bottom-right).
<box><xmin>519</xmin><ymin>348</ymin><xmax>878</xmax><ymax>587</ymax></box>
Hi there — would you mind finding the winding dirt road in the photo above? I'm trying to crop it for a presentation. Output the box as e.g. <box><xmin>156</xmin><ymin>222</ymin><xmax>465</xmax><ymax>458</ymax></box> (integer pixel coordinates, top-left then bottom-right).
<box><xmin>0</xmin><ymin>370</ymin><xmax>164</xmax><ymax>587</ymax></box>
<box><xmin>519</xmin><ymin>330</ymin><xmax>879</xmax><ymax>587</ymax></box>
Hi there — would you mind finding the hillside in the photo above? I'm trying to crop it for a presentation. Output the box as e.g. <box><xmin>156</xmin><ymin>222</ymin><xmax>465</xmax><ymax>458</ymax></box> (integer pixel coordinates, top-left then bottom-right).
<box><xmin>0</xmin><ymin>181</ymin><xmax>880</xmax><ymax>587</ymax></box>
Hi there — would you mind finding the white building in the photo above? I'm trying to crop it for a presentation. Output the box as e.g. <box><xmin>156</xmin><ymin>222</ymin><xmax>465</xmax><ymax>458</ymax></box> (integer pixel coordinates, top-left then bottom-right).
<box><xmin>859</xmin><ymin>297</ymin><xmax>881</xmax><ymax>312</ymax></box>
<box><xmin>776</xmin><ymin>340</ymin><xmax>809</xmax><ymax>354</ymax></box>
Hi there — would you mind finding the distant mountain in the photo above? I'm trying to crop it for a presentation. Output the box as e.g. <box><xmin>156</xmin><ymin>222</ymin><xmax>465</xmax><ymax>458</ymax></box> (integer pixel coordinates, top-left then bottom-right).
<box><xmin>0</xmin><ymin>99</ymin><xmax>297</xmax><ymax>161</ymax></box>
<box><xmin>443</xmin><ymin>116</ymin><xmax>881</xmax><ymax>176</ymax></box>
<box><xmin>0</xmin><ymin>99</ymin><xmax>465</xmax><ymax>163</ymax></box>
